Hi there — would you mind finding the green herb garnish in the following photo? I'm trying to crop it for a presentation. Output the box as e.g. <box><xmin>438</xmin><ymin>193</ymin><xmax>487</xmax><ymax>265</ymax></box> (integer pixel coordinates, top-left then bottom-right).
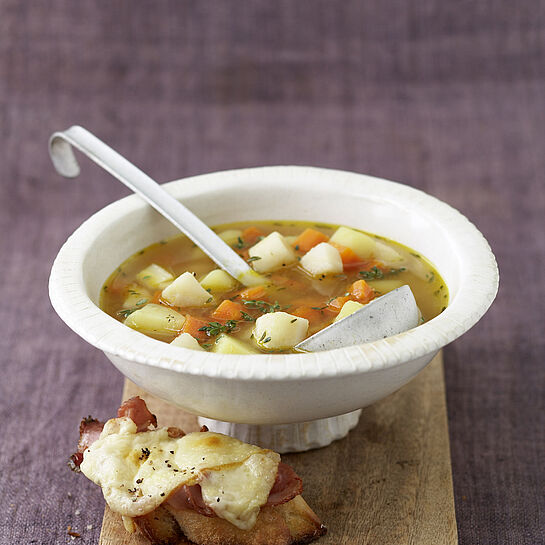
<box><xmin>240</xmin><ymin>311</ymin><xmax>256</xmax><ymax>322</ymax></box>
<box><xmin>198</xmin><ymin>320</ymin><xmax>237</xmax><ymax>337</ymax></box>
<box><xmin>359</xmin><ymin>266</ymin><xmax>406</xmax><ymax>280</ymax></box>
<box><xmin>242</xmin><ymin>299</ymin><xmax>288</xmax><ymax>314</ymax></box>
<box><xmin>117</xmin><ymin>308</ymin><xmax>137</xmax><ymax>318</ymax></box>
<box><xmin>246</xmin><ymin>256</ymin><xmax>262</xmax><ymax>263</ymax></box>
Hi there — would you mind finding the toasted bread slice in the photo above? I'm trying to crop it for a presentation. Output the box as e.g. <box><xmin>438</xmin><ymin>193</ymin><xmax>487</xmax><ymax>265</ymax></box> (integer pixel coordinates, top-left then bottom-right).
<box><xmin>135</xmin><ymin>495</ymin><xmax>326</xmax><ymax>545</ymax></box>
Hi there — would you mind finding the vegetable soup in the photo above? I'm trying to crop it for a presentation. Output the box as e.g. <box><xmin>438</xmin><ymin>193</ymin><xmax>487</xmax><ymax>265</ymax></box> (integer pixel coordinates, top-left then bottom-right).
<box><xmin>100</xmin><ymin>221</ymin><xmax>448</xmax><ymax>354</ymax></box>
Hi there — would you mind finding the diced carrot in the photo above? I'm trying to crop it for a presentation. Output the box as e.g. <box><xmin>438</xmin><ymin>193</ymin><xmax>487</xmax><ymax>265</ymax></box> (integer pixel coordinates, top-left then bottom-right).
<box><xmin>181</xmin><ymin>316</ymin><xmax>210</xmax><ymax>342</ymax></box>
<box><xmin>242</xmin><ymin>226</ymin><xmax>265</xmax><ymax>245</ymax></box>
<box><xmin>349</xmin><ymin>279</ymin><xmax>376</xmax><ymax>304</ymax></box>
<box><xmin>292</xmin><ymin>305</ymin><xmax>325</xmax><ymax>324</ymax></box>
<box><xmin>292</xmin><ymin>228</ymin><xmax>329</xmax><ymax>252</ymax></box>
<box><xmin>327</xmin><ymin>296</ymin><xmax>352</xmax><ymax>312</ymax></box>
<box><xmin>237</xmin><ymin>285</ymin><xmax>268</xmax><ymax>301</ymax></box>
<box><xmin>211</xmin><ymin>300</ymin><xmax>245</xmax><ymax>321</ymax></box>
<box><xmin>329</xmin><ymin>242</ymin><xmax>361</xmax><ymax>267</ymax></box>
<box><xmin>329</xmin><ymin>243</ymin><xmax>384</xmax><ymax>271</ymax></box>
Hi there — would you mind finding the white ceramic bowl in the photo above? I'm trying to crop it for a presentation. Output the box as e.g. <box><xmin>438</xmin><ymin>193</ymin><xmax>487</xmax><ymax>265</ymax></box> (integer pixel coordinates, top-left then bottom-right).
<box><xmin>49</xmin><ymin>166</ymin><xmax>498</xmax><ymax>433</ymax></box>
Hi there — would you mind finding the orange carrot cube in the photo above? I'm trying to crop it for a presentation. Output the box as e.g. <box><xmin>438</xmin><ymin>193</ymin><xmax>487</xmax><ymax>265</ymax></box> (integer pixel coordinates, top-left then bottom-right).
<box><xmin>242</xmin><ymin>226</ymin><xmax>265</xmax><ymax>245</ymax></box>
<box><xmin>293</xmin><ymin>228</ymin><xmax>329</xmax><ymax>252</ymax></box>
<box><xmin>181</xmin><ymin>316</ymin><xmax>210</xmax><ymax>342</ymax></box>
<box><xmin>211</xmin><ymin>300</ymin><xmax>245</xmax><ymax>321</ymax></box>
<box><xmin>349</xmin><ymin>279</ymin><xmax>376</xmax><ymax>304</ymax></box>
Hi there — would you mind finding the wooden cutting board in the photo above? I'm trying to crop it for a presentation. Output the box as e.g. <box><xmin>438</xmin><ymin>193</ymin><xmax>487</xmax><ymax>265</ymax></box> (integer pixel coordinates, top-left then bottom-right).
<box><xmin>99</xmin><ymin>352</ymin><xmax>458</xmax><ymax>544</ymax></box>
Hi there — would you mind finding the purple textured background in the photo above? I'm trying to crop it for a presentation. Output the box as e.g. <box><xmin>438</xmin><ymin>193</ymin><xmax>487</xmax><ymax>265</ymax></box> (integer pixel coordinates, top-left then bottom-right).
<box><xmin>1</xmin><ymin>1</ymin><xmax>544</xmax><ymax>544</ymax></box>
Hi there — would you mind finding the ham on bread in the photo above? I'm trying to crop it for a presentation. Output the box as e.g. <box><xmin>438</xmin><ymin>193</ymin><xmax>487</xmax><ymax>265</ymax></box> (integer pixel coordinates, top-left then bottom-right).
<box><xmin>71</xmin><ymin>397</ymin><xmax>326</xmax><ymax>545</ymax></box>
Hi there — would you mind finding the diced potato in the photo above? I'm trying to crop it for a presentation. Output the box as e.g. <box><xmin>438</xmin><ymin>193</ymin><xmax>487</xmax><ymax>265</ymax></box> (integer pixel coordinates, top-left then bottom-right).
<box><xmin>136</xmin><ymin>264</ymin><xmax>174</xmax><ymax>290</ymax></box>
<box><xmin>367</xmin><ymin>278</ymin><xmax>405</xmax><ymax>295</ymax></box>
<box><xmin>218</xmin><ymin>229</ymin><xmax>243</xmax><ymax>246</ymax></box>
<box><xmin>334</xmin><ymin>300</ymin><xmax>365</xmax><ymax>322</ymax></box>
<box><xmin>124</xmin><ymin>304</ymin><xmax>185</xmax><ymax>339</ymax></box>
<box><xmin>374</xmin><ymin>241</ymin><xmax>404</xmax><ymax>264</ymax></box>
<box><xmin>212</xmin><ymin>334</ymin><xmax>260</xmax><ymax>355</ymax></box>
<box><xmin>162</xmin><ymin>272</ymin><xmax>214</xmax><ymax>307</ymax></box>
<box><xmin>122</xmin><ymin>283</ymin><xmax>151</xmax><ymax>309</ymax></box>
<box><xmin>300</xmin><ymin>243</ymin><xmax>343</xmax><ymax>277</ymax></box>
<box><xmin>248</xmin><ymin>232</ymin><xmax>297</xmax><ymax>273</ymax></box>
<box><xmin>253</xmin><ymin>312</ymin><xmax>309</xmax><ymax>350</ymax></box>
<box><xmin>170</xmin><ymin>332</ymin><xmax>204</xmax><ymax>351</ymax></box>
<box><xmin>200</xmin><ymin>269</ymin><xmax>238</xmax><ymax>294</ymax></box>
<box><xmin>329</xmin><ymin>227</ymin><xmax>376</xmax><ymax>259</ymax></box>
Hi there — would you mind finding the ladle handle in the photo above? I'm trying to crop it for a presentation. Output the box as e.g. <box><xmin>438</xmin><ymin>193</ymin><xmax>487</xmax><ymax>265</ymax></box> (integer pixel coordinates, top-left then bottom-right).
<box><xmin>49</xmin><ymin>126</ymin><xmax>263</xmax><ymax>286</ymax></box>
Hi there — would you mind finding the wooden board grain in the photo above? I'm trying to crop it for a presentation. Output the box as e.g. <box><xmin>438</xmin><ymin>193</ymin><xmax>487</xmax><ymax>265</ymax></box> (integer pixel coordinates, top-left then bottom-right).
<box><xmin>99</xmin><ymin>352</ymin><xmax>457</xmax><ymax>545</ymax></box>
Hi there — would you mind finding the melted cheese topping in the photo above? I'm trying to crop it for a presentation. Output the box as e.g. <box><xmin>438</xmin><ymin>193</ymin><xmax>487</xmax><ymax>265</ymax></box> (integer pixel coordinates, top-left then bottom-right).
<box><xmin>80</xmin><ymin>418</ymin><xmax>280</xmax><ymax>530</ymax></box>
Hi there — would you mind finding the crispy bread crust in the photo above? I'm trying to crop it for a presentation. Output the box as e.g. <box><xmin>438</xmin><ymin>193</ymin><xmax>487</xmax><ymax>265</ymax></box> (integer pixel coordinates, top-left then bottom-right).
<box><xmin>135</xmin><ymin>495</ymin><xmax>326</xmax><ymax>545</ymax></box>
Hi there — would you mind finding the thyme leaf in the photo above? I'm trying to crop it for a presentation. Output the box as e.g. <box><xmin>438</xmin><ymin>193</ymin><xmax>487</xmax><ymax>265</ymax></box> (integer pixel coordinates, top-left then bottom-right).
<box><xmin>198</xmin><ymin>320</ymin><xmax>237</xmax><ymax>337</ymax></box>
<box><xmin>358</xmin><ymin>266</ymin><xmax>406</xmax><ymax>280</ymax></box>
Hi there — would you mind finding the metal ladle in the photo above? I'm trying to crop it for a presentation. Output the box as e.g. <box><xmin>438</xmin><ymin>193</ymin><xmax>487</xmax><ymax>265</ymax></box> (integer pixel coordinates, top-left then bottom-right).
<box><xmin>49</xmin><ymin>126</ymin><xmax>420</xmax><ymax>350</ymax></box>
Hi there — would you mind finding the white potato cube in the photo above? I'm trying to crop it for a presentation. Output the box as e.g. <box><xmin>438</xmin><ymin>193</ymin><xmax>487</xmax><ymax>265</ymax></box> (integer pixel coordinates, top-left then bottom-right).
<box><xmin>162</xmin><ymin>272</ymin><xmax>214</xmax><ymax>307</ymax></box>
<box><xmin>374</xmin><ymin>241</ymin><xmax>404</xmax><ymax>264</ymax></box>
<box><xmin>300</xmin><ymin>243</ymin><xmax>343</xmax><ymax>277</ymax></box>
<box><xmin>136</xmin><ymin>264</ymin><xmax>174</xmax><ymax>290</ymax></box>
<box><xmin>334</xmin><ymin>300</ymin><xmax>364</xmax><ymax>322</ymax></box>
<box><xmin>124</xmin><ymin>304</ymin><xmax>185</xmax><ymax>339</ymax></box>
<box><xmin>121</xmin><ymin>283</ymin><xmax>151</xmax><ymax>309</ymax></box>
<box><xmin>253</xmin><ymin>312</ymin><xmax>309</xmax><ymax>350</ymax></box>
<box><xmin>248</xmin><ymin>232</ymin><xmax>296</xmax><ymax>273</ymax></box>
<box><xmin>200</xmin><ymin>269</ymin><xmax>238</xmax><ymax>294</ymax></box>
<box><xmin>170</xmin><ymin>332</ymin><xmax>204</xmax><ymax>351</ymax></box>
<box><xmin>212</xmin><ymin>334</ymin><xmax>260</xmax><ymax>355</ymax></box>
<box><xmin>329</xmin><ymin>226</ymin><xmax>376</xmax><ymax>259</ymax></box>
<box><xmin>218</xmin><ymin>229</ymin><xmax>243</xmax><ymax>246</ymax></box>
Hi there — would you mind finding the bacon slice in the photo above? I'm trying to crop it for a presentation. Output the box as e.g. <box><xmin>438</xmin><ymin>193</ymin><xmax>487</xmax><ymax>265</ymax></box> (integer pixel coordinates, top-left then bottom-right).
<box><xmin>117</xmin><ymin>396</ymin><xmax>157</xmax><ymax>432</ymax></box>
<box><xmin>167</xmin><ymin>485</ymin><xmax>216</xmax><ymax>517</ymax></box>
<box><xmin>69</xmin><ymin>417</ymin><xmax>104</xmax><ymax>471</ymax></box>
<box><xmin>266</xmin><ymin>463</ymin><xmax>303</xmax><ymax>506</ymax></box>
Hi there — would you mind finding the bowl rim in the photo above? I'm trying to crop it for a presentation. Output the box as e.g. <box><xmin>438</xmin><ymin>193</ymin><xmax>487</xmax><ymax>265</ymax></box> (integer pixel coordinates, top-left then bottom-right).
<box><xmin>49</xmin><ymin>165</ymin><xmax>499</xmax><ymax>382</ymax></box>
